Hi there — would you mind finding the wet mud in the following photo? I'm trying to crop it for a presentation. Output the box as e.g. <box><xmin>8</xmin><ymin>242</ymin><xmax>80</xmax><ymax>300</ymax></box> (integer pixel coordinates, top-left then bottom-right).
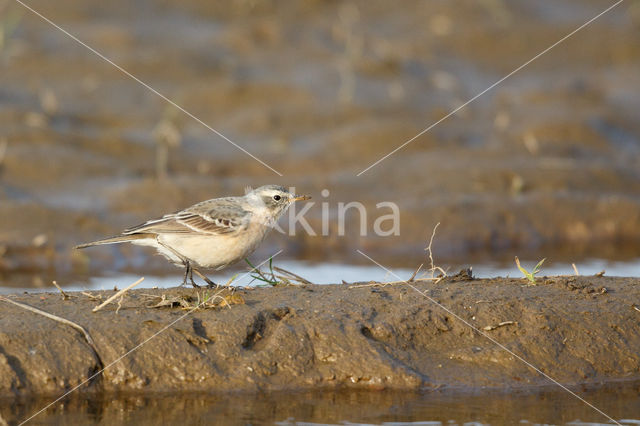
<box><xmin>1</xmin><ymin>1</ymin><xmax>640</xmax><ymax>281</ymax></box>
<box><xmin>0</xmin><ymin>274</ymin><xmax>638</xmax><ymax>399</ymax></box>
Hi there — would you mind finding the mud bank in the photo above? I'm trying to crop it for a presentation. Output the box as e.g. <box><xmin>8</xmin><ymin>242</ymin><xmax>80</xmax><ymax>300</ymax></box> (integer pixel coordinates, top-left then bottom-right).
<box><xmin>0</xmin><ymin>274</ymin><xmax>638</xmax><ymax>398</ymax></box>
<box><xmin>2</xmin><ymin>1</ymin><xmax>640</xmax><ymax>280</ymax></box>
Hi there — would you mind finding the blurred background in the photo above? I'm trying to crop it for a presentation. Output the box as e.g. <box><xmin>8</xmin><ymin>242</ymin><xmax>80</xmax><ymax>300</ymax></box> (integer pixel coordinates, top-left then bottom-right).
<box><xmin>1</xmin><ymin>0</ymin><xmax>639</xmax><ymax>289</ymax></box>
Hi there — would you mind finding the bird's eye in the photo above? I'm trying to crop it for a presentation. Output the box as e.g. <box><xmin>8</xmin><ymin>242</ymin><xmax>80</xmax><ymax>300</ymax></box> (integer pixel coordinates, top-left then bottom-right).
<box><xmin>273</xmin><ymin>195</ymin><xmax>281</xmax><ymax>201</ymax></box>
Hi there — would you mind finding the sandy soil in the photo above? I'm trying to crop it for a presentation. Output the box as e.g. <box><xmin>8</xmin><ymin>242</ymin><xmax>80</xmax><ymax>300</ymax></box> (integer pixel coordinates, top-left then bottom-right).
<box><xmin>0</xmin><ymin>274</ymin><xmax>638</xmax><ymax>398</ymax></box>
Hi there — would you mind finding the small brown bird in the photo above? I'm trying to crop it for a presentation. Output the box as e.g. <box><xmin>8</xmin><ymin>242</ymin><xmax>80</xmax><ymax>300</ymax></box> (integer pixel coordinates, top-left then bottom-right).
<box><xmin>76</xmin><ymin>185</ymin><xmax>310</xmax><ymax>287</ymax></box>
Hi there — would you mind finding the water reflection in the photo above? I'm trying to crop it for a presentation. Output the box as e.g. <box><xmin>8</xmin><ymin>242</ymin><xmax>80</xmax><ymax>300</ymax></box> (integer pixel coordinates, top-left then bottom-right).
<box><xmin>2</xmin><ymin>383</ymin><xmax>639</xmax><ymax>425</ymax></box>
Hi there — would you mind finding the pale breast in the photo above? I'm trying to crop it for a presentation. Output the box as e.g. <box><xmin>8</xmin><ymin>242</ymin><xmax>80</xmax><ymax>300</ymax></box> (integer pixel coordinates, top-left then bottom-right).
<box><xmin>157</xmin><ymin>221</ymin><xmax>272</xmax><ymax>270</ymax></box>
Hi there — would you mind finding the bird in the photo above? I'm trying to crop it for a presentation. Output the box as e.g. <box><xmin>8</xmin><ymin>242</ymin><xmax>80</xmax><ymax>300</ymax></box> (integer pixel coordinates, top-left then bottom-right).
<box><xmin>76</xmin><ymin>185</ymin><xmax>311</xmax><ymax>287</ymax></box>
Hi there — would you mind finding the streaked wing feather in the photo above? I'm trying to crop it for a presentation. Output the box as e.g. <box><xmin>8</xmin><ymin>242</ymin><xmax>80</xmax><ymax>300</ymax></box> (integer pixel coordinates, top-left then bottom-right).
<box><xmin>123</xmin><ymin>198</ymin><xmax>248</xmax><ymax>236</ymax></box>
<box><xmin>177</xmin><ymin>214</ymin><xmax>239</xmax><ymax>234</ymax></box>
<box><xmin>123</xmin><ymin>214</ymin><xmax>239</xmax><ymax>235</ymax></box>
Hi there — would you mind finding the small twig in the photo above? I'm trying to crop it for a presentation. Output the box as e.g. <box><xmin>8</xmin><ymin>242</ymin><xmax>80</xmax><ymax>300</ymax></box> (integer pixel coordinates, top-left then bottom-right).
<box><xmin>431</xmin><ymin>266</ymin><xmax>448</xmax><ymax>277</ymax></box>
<box><xmin>425</xmin><ymin>222</ymin><xmax>440</xmax><ymax>273</ymax></box>
<box><xmin>483</xmin><ymin>321</ymin><xmax>516</xmax><ymax>331</ymax></box>
<box><xmin>82</xmin><ymin>291</ymin><xmax>101</xmax><ymax>301</ymax></box>
<box><xmin>475</xmin><ymin>299</ymin><xmax>491</xmax><ymax>304</ymax></box>
<box><xmin>93</xmin><ymin>277</ymin><xmax>144</xmax><ymax>313</ymax></box>
<box><xmin>421</xmin><ymin>222</ymin><xmax>448</xmax><ymax>282</ymax></box>
<box><xmin>115</xmin><ymin>294</ymin><xmax>125</xmax><ymax>314</ymax></box>
<box><xmin>52</xmin><ymin>280</ymin><xmax>70</xmax><ymax>300</ymax></box>
<box><xmin>633</xmin><ymin>305</ymin><xmax>640</xmax><ymax>313</ymax></box>
<box><xmin>572</xmin><ymin>263</ymin><xmax>579</xmax><ymax>276</ymax></box>
<box><xmin>0</xmin><ymin>296</ymin><xmax>103</xmax><ymax>368</ymax></box>
<box><xmin>408</xmin><ymin>263</ymin><xmax>423</xmax><ymax>282</ymax></box>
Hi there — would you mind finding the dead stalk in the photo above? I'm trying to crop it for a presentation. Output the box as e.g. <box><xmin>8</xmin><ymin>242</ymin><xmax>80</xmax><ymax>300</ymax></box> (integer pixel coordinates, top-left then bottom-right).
<box><xmin>424</xmin><ymin>222</ymin><xmax>447</xmax><ymax>280</ymax></box>
<box><xmin>0</xmin><ymin>296</ymin><xmax>103</xmax><ymax>367</ymax></box>
<box><xmin>572</xmin><ymin>263</ymin><xmax>579</xmax><ymax>275</ymax></box>
<box><xmin>52</xmin><ymin>280</ymin><xmax>70</xmax><ymax>300</ymax></box>
<box><xmin>272</xmin><ymin>266</ymin><xmax>312</xmax><ymax>285</ymax></box>
<box><xmin>351</xmin><ymin>223</ymin><xmax>447</xmax><ymax>290</ymax></box>
<box><xmin>82</xmin><ymin>291</ymin><xmax>101</xmax><ymax>301</ymax></box>
<box><xmin>408</xmin><ymin>263</ymin><xmax>423</xmax><ymax>282</ymax></box>
<box><xmin>426</xmin><ymin>222</ymin><xmax>440</xmax><ymax>271</ymax></box>
<box><xmin>93</xmin><ymin>277</ymin><xmax>144</xmax><ymax>313</ymax></box>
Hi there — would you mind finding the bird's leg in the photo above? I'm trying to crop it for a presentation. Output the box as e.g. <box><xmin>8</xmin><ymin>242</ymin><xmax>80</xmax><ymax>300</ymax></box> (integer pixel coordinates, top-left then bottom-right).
<box><xmin>192</xmin><ymin>267</ymin><xmax>218</xmax><ymax>289</ymax></box>
<box><xmin>188</xmin><ymin>266</ymin><xmax>201</xmax><ymax>288</ymax></box>
<box><xmin>181</xmin><ymin>261</ymin><xmax>190</xmax><ymax>287</ymax></box>
<box><xmin>158</xmin><ymin>239</ymin><xmax>195</xmax><ymax>288</ymax></box>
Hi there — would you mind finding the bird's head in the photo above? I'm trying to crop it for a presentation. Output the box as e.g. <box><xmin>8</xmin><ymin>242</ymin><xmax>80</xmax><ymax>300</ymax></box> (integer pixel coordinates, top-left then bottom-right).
<box><xmin>245</xmin><ymin>185</ymin><xmax>311</xmax><ymax>219</ymax></box>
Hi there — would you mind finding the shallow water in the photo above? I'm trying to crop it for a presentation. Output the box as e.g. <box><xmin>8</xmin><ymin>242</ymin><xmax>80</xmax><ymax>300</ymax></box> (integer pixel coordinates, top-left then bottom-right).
<box><xmin>2</xmin><ymin>383</ymin><xmax>639</xmax><ymax>425</ymax></box>
<box><xmin>1</xmin><ymin>258</ymin><xmax>638</xmax><ymax>294</ymax></box>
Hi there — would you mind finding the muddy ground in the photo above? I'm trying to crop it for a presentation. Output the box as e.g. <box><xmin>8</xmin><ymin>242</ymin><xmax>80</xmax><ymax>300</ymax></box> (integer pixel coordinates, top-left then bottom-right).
<box><xmin>0</xmin><ymin>274</ymin><xmax>638</xmax><ymax>399</ymax></box>
<box><xmin>1</xmin><ymin>1</ymin><xmax>640</xmax><ymax>285</ymax></box>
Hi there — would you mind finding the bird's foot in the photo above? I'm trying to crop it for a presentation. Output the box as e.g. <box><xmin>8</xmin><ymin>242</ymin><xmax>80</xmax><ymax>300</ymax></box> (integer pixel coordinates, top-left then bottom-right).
<box><xmin>201</xmin><ymin>276</ymin><xmax>218</xmax><ymax>289</ymax></box>
<box><xmin>192</xmin><ymin>267</ymin><xmax>218</xmax><ymax>289</ymax></box>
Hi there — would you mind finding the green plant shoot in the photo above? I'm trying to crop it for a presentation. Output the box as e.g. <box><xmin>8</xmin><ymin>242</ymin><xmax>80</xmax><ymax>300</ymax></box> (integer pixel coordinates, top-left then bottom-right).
<box><xmin>515</xmin><ymin>256</ymin><xmax>546</xmax><ymax>284</ymax></box>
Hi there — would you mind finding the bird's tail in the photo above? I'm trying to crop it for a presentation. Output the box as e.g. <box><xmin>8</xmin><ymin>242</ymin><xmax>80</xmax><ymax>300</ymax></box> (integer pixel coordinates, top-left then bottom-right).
<box><xmin>75</xmin><ymin>233</ymin><xmax>154</xmax><ymax>249</ymax></box>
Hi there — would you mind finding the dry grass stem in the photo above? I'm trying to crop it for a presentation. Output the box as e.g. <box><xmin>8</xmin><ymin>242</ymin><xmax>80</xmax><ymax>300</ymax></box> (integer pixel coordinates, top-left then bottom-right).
<box><xmin>116</xmin><ymin>294</ymin><xmax>126</xmax><ymax>314</ymax></box>
<box><xmin>483</xmin><ymin>321</ymin><xmax>517</xmax><ymax>331</ymax></box>
<box><xmin>423</xmin><ymin>222</ymin><xmax>447</xmax><ymax>282</ymax></box>
<box><xmin>408</xmin><ymin>263</ymin><xmax>423</xmax><ymax>282</ymax></box>
<box><xmin>572</xmin><ymin>263</ymin><xmax>580</xmax><ymax>275</ymax></box>
<box><xmin>633</xmin><ymin>305</ymin><xmax>640</xmax><ymax>313</ymax></box>
<box><xmin>82</xmin><ymin>291</ymin><xmax>101</xmax><ymax>301</ymax></box>
<box><xmin>426</xmin><ymin>222</ymin><xmax>440</xmax><ymax>271</ymax></box>
<box><xmin>272</xmin><ymin>266</ymin><xmax>312</xmax><ymax>285</ymax></box>
<box><xmin>52</xmin><ymin>280</ymin><xmax>71</xmax><ymax>300</ymax></box>
<box><xmin>92</xmin><ymin>277</ymin><xmax>144</xmax><ymax>313</ymax></box>
<box><xmin>352</xmin><ymin>223</ymin><xmax>447</xmax><ymax>289</ymax></box>
<box><xmin>0</xmin><ymin>296</ymin><xmax>102</xmax><ymax>367</ymax></box>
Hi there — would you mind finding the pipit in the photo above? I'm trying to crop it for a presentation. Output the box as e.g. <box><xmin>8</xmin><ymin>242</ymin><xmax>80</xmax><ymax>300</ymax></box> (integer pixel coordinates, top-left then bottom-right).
<box><xmin>76</xmin><ymin>185</ymin><xmax>311</xmax><ymax>287</ymax></box>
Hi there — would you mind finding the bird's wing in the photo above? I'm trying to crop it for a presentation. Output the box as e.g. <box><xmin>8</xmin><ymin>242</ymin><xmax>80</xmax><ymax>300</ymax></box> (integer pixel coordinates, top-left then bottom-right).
<box><xmin>123</xmin><ymin>198</ymin><xmax>249</xmax><ymax>236</ymax></box>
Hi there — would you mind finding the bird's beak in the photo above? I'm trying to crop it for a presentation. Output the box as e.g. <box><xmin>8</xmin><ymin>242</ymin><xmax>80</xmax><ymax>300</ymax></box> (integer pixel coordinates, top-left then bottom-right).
<box><xmin>292</xmin><ymin>195</ymin><xmax>311</xmax><ymax>202</ymax></box>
